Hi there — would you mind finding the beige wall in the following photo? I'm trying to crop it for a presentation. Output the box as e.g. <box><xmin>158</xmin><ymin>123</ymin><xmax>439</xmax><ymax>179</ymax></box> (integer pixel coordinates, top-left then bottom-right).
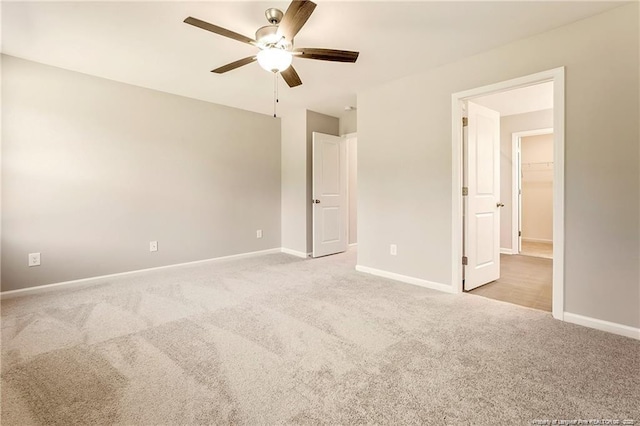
<box><xmin>521</xmin><ymin>134</ymin><xmax>554</xmax><ymax>242</ymax></box>
<box><xmin>499</xmin><ymin>110</ymin><xmax>554</xmax><ymax>250</ymax></box>
<box><xmin>339</xmin><ymin>110</ymin><xmax>357</xmax><ymax>136</ymax></box>
<box><xmin>281</xmin><ymin>109</ymin><xmax>308</xmax><ymax>254</ymax></box>
<box><xmin>1</xmin><ymin>55</ymin><xmax>282</xmax><ymax>291</ymax></box>
<box><xmin>347</xmin><ymin>136</ymin><xmax>358</xmax><ymax>245</ymax></box>
<box><xmin>358</xmin><ymin>4</ymin><xmax>639</xmax><ymax>328</ymax></box>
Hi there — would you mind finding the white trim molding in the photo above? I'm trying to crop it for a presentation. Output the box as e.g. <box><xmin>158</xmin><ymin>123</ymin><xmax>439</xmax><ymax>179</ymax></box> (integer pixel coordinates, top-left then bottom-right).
<box><xmin>451</xmin><ymin>67</ymin><xmax>565</xmax><ymax>321</ymax></box>
<box><xmin>356</xmin><ymin>265</ymin><xmax>455</xmax><ymax>294</ymax></box>
<box><xmin>280</xmin><ymin>248</ymin><xmax>311</xmax><ymax>258</ymax></box>
<box><xmin>564</xmin><ymin>313</ymin><xmax>640</xmax><ymax>340</ymax></box>
<box><xmin>500</xmin><ymin>248</ymin><xmax>514</xmax><ymax>255</ymax></box>
<box><xmin>522</xmin><ymin>237</ymin><xmax>553</xmax><ymax>244</ymax></box>
<box><xmin>1</xmin><ymin>248</ymin><xmax>283</xmax><ymax>300</ymax></box>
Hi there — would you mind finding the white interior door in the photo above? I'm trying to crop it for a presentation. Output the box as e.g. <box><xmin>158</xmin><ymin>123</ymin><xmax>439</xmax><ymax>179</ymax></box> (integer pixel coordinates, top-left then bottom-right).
<box><xmin>312</xmin><ymin>132</ymin><xmax>348</xmax><ymax>258</ymax></box>
<box><xmin>464</xmin><ymin>102</ymin><xmax>501</xmax><ymax>290</ymax></box>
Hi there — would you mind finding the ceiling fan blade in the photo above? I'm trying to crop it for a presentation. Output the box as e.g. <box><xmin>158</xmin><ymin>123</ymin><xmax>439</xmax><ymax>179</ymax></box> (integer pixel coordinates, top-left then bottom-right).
<box><xmin>211</xmin><ymin>56</ymin><xmax>257</xmax><ymax>74</ymax></box>
<box><xmin>184</xmin><ymin>16</ymin><xmax>257</xmax><ymax>46</ymax></box>
<box><xmin>293</xmin><ymin>48</ymin><xmax>359</xmax><ymax>63</ymax></box>
<box><xmin>281</xmin><ymin>66</ymin><xmax>303</xmax><ymax>88</ymax></box>
<box><xmin>277</xmin><ymin>0</ymin><xmax>317</xmax><ymax>42</ymax></box>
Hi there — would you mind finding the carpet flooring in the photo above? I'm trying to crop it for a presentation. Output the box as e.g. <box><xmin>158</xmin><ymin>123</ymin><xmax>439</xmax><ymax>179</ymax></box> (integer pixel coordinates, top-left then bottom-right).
<box><xmin>1</xmin><ymin>250</ymin><xmax>638</xmax><ymax>425</ymax></box>
<box><xmin>520</xmin><ymin>241</ymin><xmax>553</xmax><ymax>259</ymax></box>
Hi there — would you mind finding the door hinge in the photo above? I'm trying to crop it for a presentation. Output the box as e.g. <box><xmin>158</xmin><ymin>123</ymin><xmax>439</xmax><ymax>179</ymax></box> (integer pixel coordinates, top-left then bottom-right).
<box><xmin>462</xmin><ymin>256</ymin><xmax>468</xmax><ymax>266</ymax></box>
<box><xmin>462</xmin><ymin>117</ymin><xmax>468</xmax><ymax>127</ymax></box>
<box><xmin>518</xmin><ymin>230</ymin><xmax>522</xmax><ymax>237</ymax></box>
<box><xmin>462</xmin><ymin>187</ymin><xmax>468</xmax><ymax>196</ymax></box>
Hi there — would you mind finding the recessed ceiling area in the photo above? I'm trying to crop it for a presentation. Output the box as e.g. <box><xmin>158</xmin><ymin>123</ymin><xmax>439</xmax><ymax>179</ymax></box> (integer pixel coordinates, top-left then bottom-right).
<box><xmin>1</xmin><ymin>1</ymin><xmax>626</xmax><ymax>118</ymax></box>
<box><xmin>472</xmin><ymin>81</ymin><xmax>554</xmax><ymax>116</ymax></box>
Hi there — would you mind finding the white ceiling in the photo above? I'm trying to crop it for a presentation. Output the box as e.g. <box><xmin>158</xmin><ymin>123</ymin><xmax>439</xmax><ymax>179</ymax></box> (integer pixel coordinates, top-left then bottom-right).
<box><xmin>1</xmin><ymin>1</ymin><xmax>626</xmax><ymax>118</ymax></box>
<box><xmin>472</xmin><ymin>81</ymin><xmax>554</xmax><ymax>116</ymax></box>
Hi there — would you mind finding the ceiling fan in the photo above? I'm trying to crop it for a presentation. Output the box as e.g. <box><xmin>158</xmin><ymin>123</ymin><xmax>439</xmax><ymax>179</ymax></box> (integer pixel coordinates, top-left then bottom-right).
<box><xmin>183</xmin><ymin>0</ymin><xmax>359</xmax><ymax>88</ymax></box>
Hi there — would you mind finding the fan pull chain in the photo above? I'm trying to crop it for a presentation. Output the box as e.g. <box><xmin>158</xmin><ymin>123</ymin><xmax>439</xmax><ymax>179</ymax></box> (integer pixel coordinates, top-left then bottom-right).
<box><xmin>273</xmin><ymin>72</ymin><xmax>278</xmax><ymax>118</ymax></box>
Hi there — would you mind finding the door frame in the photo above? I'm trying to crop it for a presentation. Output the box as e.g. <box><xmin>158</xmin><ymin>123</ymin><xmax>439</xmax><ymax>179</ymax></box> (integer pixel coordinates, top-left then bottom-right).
<box><xmin>341</xmin><ymin>132</ymin><xmax>358</xmax><ymax>248</ymax></box>
<box><xmin>511</xmin><ymin>128</ymin><xmax>554</xmax><ymax>254</ymax></box>
<box><xmin>451</xmin><ymin>67</ymin><xmax>565</xmax><ymax>320</ymax></box>
<box><xmin>340</xmin><ymin>132</ymin><xmax>358</xmax><ymax>247</ymax></box>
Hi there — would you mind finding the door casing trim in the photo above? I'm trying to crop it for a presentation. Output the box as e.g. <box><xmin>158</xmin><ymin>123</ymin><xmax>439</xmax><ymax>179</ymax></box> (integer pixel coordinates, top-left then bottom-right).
<box><xmin>450</xmin><ymin>67</ymin><xmax>565</xmax><ymax>320</ymax></box>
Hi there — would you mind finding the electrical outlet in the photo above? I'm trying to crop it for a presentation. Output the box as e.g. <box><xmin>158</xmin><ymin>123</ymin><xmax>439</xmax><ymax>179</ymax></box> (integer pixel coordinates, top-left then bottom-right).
<box><xmin>256</xmin><ymin>229</ymin><xmax>263</xmax><ymax>239</ymax></box>
<box><xmin>28</xmin><ymin>252</ymin><xmax>41</xmax><ymax>267</ymax></box>
<box><xmin>390</xmin><ymin>244</ymin><xmax>397</xmax><ymax>256</ymax></box>
<box><xmin>150</xmin><ymin>241</ymin><xmax>158</xmax><ymax>252</ymax></box>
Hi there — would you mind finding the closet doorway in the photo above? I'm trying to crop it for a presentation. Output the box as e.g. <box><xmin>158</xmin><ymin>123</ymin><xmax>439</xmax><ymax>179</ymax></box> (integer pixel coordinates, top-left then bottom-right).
<box><xmin>513</xmin><ymin>129</ymin><xmax>554</xmax><ymax>260</ymax></box>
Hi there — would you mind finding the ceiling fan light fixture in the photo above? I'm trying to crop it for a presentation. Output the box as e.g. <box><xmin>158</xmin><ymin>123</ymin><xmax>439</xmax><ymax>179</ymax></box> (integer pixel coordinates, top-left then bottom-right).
<box><xmin>257</xmin><ymin>48</ymin><xmax>293</xmax><ymax>73</ymax></box>
<box><xmin>184</xmin><ymin>0</ymin><xmax>359</xmax><ymax>90</ymax></box>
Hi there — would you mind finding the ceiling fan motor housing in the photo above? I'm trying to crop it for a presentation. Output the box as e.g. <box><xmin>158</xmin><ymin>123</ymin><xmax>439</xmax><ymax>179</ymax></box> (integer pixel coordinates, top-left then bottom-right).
<box><xmin>256</xmin><ymin>24</ymin><xmax>292</xmax><ymax>50</ymax></box>
<box><xmin>265</xmin><ymin>8</ymin><xmax>284</xmax><ymax>24</ymax></box>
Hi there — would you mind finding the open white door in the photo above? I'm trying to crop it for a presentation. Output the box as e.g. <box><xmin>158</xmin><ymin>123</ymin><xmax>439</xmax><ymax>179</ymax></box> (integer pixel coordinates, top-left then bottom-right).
<box><xmin>464</xmin><ymin>102</ymin><xmax>501</xmax><ymax>291</ymax></box>
<box><xmin>312</xmin><ymin>132</ymin><xmax>348</xmax><ymax>258</ymax></box>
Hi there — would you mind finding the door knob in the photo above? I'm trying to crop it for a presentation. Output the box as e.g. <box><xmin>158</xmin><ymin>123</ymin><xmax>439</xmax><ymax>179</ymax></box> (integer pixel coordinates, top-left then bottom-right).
<box><xmin>313</xmin><ymin>199</ymin><xmax>321</xmax><ymax>204</ymax></box>
<box><xmin>497</xmin><ymin>202</ymin><xmax>505</xmax><ymax>208</ymax></box>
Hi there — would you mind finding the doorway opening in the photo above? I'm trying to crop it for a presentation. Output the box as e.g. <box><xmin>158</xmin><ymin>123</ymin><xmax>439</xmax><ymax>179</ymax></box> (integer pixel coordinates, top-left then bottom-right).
<box><xmin>513</xmin><ymin>129</ymin><xmax>554</xmax><ymax>259</ymax></box>
<box><xmin>451</xmin><ymin>68</ymin><xmax>565</xmax><ymax>320</ymax></box>
<box><xmin>468</xmin><ymin>125</ymin><xmax>554</xmax><ymax>312</ymax></box>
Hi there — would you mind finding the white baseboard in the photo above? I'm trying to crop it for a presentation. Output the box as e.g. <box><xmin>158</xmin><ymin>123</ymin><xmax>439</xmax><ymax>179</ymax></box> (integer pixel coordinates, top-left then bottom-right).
<box><xmin>280</xmin><ymin>248</ymin><xmax>310</xmax><ymax>258</ymax></box>
<box><xmin>500</xmin><ymin>248</ymin><xmax>513</xmax><ymax>255</ymax></box>
<box><xmin>348</xmin><ymin>243</ymin><xmax>358</xmax><ymax>247</ymax></box>
<box><xmin>564</xmin><ymin>312</ymin><xmax>640</xmax><ymax>340</ymax></box>
<box><xmin>355</xmin><ymin>265</ymin><xmax>455</xmax><ymax>294</ymax></box>
<box><xmin>0</xmin><ymin>247</ymin><xmax>282</xmax><ymax>300</ymax></box>
<box><xmin>522</xmin><ymin>237</ymin><xmax>553</xmax><ymax>244</ymax></box>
